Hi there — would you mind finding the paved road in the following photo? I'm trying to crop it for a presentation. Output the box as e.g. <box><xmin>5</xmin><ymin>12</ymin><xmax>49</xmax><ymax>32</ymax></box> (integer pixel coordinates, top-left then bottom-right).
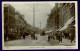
<box><xmin>4</xmin><ymin>34</ymin><xmax>51</xmax><ymax>46</ymax></box>
<box><xmin>4</xmin><ymin>34</ymin><xmax>75</xmax><ymax>46</ymax></box>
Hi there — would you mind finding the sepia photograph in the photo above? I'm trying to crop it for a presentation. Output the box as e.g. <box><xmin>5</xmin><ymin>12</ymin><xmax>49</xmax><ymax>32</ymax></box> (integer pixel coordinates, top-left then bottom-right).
<box><xmin>2</xmin><ymin>1</ymin><xmax>78</xmax><ymax>50</ymax></box>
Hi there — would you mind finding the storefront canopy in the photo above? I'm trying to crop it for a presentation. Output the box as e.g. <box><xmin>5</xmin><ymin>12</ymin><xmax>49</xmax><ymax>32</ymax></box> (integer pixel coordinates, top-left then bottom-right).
<box><xmin>59</xmin><ymin>17</ymin><xmax>74</xmax><ymax>31</ymax></box>
<box><xmin>45</xmin><ymin>30</ymin><xmax>53</xmax><ymax>33</ymax></box>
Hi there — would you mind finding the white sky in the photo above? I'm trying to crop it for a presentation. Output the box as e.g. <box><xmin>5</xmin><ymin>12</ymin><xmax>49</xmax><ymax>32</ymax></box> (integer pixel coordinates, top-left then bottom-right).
<box><xmin>4</xmin><ymin>2</ymin><xmax>55</xmax><ymax>29</ymax></box>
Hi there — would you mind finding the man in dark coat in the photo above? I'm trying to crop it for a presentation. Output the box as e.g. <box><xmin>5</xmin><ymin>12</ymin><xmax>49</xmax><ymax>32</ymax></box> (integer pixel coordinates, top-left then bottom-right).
<box><xmin>23</xmin><ymin>32</ymin><xmax>26</xmax><ymax>39</ymax></box>
<box><xmin>52</xmin><ymin>33</ymin><xmax>55</xmax><ymax>40</ymax></box>
<box><xmin>57</xmin><ymin>32</ymin><xmax>62</xmax><ymax>43</ymax></box>
<box><xmin>59</xmin><ymin>33</ymin><xmax>62</xmax><ymax>43</ymax></box>
<box><xmin>56</xmin><ymin>33</ymin><xmax>58</xmax><ymax>40</ymax></box>
<box><xmin>48</xmin><ymin>34</ymin><xmax>51</xmax><ymax>41</ymax></box>
<box><xmin>71</xmin><ymin>33</ymin><xmax>75</xmax><ymax>43</ymax></box>
<box><xmin>20</xmin><ymin>32</ymin><xmax>23</xmax><ymax>39</ymax></box>
<box><xmin>58</xmin><ymin>34</ymin><xmax>60</xmax><ymax>42</ymax></box>
<box><xmin>33</xmin><ymin>31</ymin><xmax>36</xmax><ymax>39</ymax></box>
<box><xmin>31</xmin><ymin>31</ymin><xmax>35</xmax><ymax>39</ymax></box>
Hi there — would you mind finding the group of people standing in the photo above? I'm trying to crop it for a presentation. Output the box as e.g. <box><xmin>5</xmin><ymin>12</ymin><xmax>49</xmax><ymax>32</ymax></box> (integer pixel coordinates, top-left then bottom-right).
<box><xmin>62</xmin><ymin>31</ymin><xmax>75</xmax><ymax>43</ymax></box>
<box><xmin>20</xmin><ymin>32</ymin><xmax>30</xmax><ymax>39</ymax></box>
<box><xmin>48</xmin><ymin>32</ymin><xmax>62</xmax><ymax>43</ymax></box>
<box><xmin>31</xmin><ymin>31</ymin><xmax>36</xmax><ymax>39</ymax></box>
<box><xmin>20</xmin><ymin>31</ymin><xmax>37</xmax><ymax>40</ymax></box>
<box><xmin>48</xmin><ymin>31</ymin><xmax>75</xmax><ymax>43</ymax></box>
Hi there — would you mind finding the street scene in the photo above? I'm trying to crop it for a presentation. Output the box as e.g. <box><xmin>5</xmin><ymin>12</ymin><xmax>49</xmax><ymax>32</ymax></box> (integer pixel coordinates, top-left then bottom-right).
<box><xmin>3</xmin><ymin>2</ymin><xmax>76</xmax><ymax>47</ymax></box>
<box><xmin>4</xmin><ymin>34</ymin><xmax>75</xmax><ymax>46</ymax></box>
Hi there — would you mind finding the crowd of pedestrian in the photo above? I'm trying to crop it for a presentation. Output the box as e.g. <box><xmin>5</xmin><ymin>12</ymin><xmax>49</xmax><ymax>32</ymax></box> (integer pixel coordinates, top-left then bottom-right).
<box><xmin>20</xmin><ymin>31</ymin><xmax>30</xmax><ymax>39</ymax></box>
<box><xmin>48</xmin><ymin>31</ymin><xmax>75</xmax><ymax>43</ymax></box>
<box><xmin>20</xmin><ymin>31</ymin><xmax>37</xmax><ymax>40</ymax></box>
<box><xmin>48</xmin><ymin>32</ymin><xmax>62</xmax><ymax>43</ymax></box>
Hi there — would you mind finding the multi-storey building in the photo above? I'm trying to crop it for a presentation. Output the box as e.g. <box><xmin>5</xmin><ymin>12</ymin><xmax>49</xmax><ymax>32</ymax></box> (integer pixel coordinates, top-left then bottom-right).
<box><xmin>15</xmin><ymin>12</ymin><xmax>27</xmax><ymax>35</ymax></box>
<box><xmin>58</xmin><ymin>3</ymin><xmax>75</xmax><ymax>28</ymax></box>
<box><xmin>58</xmin><ymin>3</ymin><xmax>75</xmax><ymax>33</ymax></box>
<box><xmin>46</xmin><ymin>3</ymin><xmax>59</xmax><ymax>31</ymax></box>
<box><xmin>46</xmin><ymin>3</ymin><xmax>75</xmax><ymax>33</ymax></box>
<box><xmin>4</xmin><ymin>4</ymin><xmax>27</xmax><ymax>40</ymax></box>
<box><xmin>4</xmin><ymin>4</ymin><xmax>16</xmax><ymax>40</ymax></box>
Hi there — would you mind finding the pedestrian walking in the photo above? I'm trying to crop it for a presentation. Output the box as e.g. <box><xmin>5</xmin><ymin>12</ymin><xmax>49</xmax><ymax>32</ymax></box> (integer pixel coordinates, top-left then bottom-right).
<box><xmin>48</xmin><ymin>34</ymin><xmax>52</xmax><ymax>41</ymax></box>
<box><xmin>56</xmin><ymin>33</ymin><xmax>58</xmax><ymax>40</ymax></box>
<box><xmin>59</xmin><ymin>33</ymin><xmax>62</xmax><ymax>43</ymax></box>
<box><xmin>58</xmin><ymin>34</ymin><xmax>60</xmax><ymax>42</ymax></box>
<box><xmin>48</xmin><ymin>34</ymin><xmax>51</xmax><ymax>41</ymax></box>
<box><xmin>64</xmin><ymin>31</ymin><xmax>69</xmax><ymax>39</ymax></box>
<box><xmin>33</xmin><ymin>34</ymin><xmax>35</xmax><ymax>39</ymax></box>
<box><xmin>71</xmin><ymin>33</ymin><xmax>75</xmax><ymax>43</ymax></box>
<box><xmin>33</xmin><ymin>31</ymin><xmax>36</xmax><ymax>39</ymax></box>
<box><xmin>23</xmin><ymin>32</ymin><xmax>26</xmax><ymax>39</ymax></box>
<box><xmin>31</xmin><ymin>32</ymin><xmax>33</xmax><ymax>39</ymax></box>
<box><xmin>31</xmin><ymin>31</ymin><xmax>36</xmax><ymax>40</ymax></box>
<box><xmin>20</xmin><ymin>32</ymin><xmax>22</xmax><ymax>39</ymax></box>
<box><xmin>70</xmin><ymin>27</ymin><xmax>75</xmax><ymax>43</ymax></box>
<box><xmin>52</xmin><ymin>33</ymin><xmax>55</xmax><ymax>40</ymax></box>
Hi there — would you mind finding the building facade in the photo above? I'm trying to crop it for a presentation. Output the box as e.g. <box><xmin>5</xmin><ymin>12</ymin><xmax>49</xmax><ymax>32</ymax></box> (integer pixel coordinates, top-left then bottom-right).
<box><xmin>46</xmin><ymin>3</ymin><xmax>75</xmax><ymax>34</ymax></box>
<box><xmin>58</xmin><ymin>3</ymin><xmax>75</xmax><ymax>28</ymax></box>
<box><xmin>15</xmin><ymin>12</ymin><xmax>27</xmax><ymax>35</ymax></box>
<box><xmin>4</xmin><ymin>4</ymin><xmax>27</xmax><ymax>40</ymax></box>
<box><xmin>46</xmin><ymin>3</ymin><xmax>59</xmax><ymax>31</ymax></box>
<box><xmin>4</xmin><ymin>4</ymin><xmax>16</xmax><ymax>40</ymax></box>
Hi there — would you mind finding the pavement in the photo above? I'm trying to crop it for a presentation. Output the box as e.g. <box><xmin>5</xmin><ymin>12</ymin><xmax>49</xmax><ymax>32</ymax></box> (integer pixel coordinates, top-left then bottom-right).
<box><xmin>49</xmin><ymin>37</ymin><xmax>75</xmax><ymax>46</ymax></box>
<box><xmin>4</xmin><ymin>34</ymin><xmax>75</xmax><ymax>46</ymax></box>
<box><xmin>59</xmin><ymin>38</ymin><xmax>75</xmax><ymax>46</ymax></box>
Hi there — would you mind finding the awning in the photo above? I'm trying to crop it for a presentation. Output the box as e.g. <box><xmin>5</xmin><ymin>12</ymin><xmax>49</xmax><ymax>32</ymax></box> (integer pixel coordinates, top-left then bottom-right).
<box><xmin>45</xmin><ymin>30</ymin><xmax>53</xmax><ymax>33</ymax></box>
<box><xmin>59</xmin><ymin>17</ymin><xmax>74</xmax><ymax>31</ymax></box>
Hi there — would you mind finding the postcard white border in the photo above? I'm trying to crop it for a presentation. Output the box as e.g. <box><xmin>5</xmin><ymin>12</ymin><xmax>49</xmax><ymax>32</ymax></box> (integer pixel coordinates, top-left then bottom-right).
<box><xmin>2</xmin><ymin>1</ymin><xmax>78</xmax><ymax>50</ymax></box>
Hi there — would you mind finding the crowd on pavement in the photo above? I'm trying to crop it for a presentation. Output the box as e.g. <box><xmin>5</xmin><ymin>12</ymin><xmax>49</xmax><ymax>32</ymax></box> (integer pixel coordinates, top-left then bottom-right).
<box><xmin>48</xmin><ymin>31</ymin><xmax>75</xmax><ymax>43</ymax></box>
<box><xmin>20</xmin><ymin>30</ymin><xmax>75</xmax><ymax>44</ymax></box>
<box><xmin>4</xmin><ymin>30</ymin><xmax>75</xmax><ymax>46</ymax></box>
<box><xmin>20</xmin><ymin>31</ymin><xmax>37</xmax><ymax>40</ymax></box>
